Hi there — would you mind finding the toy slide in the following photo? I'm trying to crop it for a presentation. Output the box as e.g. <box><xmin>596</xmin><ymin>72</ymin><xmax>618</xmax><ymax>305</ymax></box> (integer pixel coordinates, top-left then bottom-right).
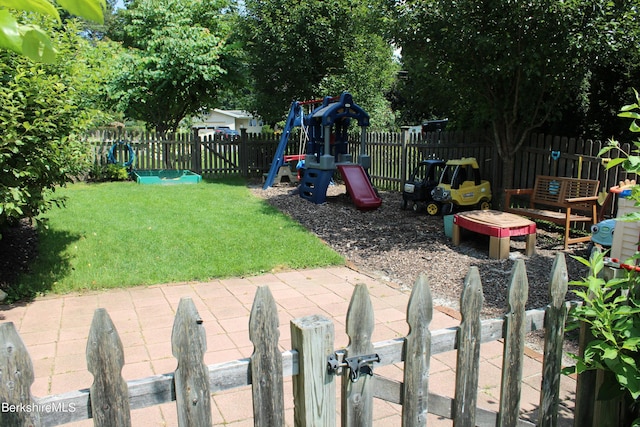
<box><xmin>337</xmin><ymin>164</ymin><xmax>382</xmax><ymax>211</ymax></box>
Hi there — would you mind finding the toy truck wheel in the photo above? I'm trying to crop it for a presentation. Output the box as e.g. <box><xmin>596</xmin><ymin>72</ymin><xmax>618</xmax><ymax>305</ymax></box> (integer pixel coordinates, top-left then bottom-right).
<box><xmin>477</xmin><ymin>199</ymin><xmax>491</xmax><ymax>210</ymax></box>
<box><xmin>412</xmin><ymin>202</ymin><xmax>421</xmax><ymax>213</ymax></box>
<box><xmin>401</xmin><ymin>198</ymin><xmax>408</xmax><ymax>210</ymax></box>
<box><xmin>426</xmin><ymin>201</ymin><xmax>441</xmax><ymax>216</ymax></box>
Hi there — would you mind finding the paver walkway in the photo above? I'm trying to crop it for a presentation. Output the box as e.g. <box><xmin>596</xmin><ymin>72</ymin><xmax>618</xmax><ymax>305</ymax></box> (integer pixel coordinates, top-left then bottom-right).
<box><xmin>0</xmin><ymin>266</ymin><xmax>575</xmax><ymax>426</ymax></box>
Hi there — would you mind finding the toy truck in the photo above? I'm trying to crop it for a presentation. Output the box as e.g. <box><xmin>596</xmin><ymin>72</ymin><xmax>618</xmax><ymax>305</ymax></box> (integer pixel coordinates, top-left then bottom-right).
<box><xmin>402</xmin><ymin>159</ymin><xmax>446</xmax><ymax>214</ymax></box>
<box><xmin>430</xmin><ymin>157</ymin><xmax>492</xmax><ymax>216</ymax></box>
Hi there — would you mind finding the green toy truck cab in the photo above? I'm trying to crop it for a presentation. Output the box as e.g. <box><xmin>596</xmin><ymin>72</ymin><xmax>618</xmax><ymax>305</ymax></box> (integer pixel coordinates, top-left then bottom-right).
<box><xmin>430</xmin><ymin>157</ymin><xmax>492</xmax><ymax>215</ymax></box>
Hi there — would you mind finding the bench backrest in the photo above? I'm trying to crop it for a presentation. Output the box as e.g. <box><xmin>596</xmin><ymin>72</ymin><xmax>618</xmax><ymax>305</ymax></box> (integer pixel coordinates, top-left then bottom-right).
<box><xmin>532</xmin><ymin>175</ymin><xmax>599</xmax><ymax>211</ymax></box>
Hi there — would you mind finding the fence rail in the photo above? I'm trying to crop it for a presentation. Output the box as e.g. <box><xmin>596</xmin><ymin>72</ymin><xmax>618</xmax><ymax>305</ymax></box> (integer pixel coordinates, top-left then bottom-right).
<box><xmin>1</xmin><ymin>255</ymin><xmax>573</xmax><ymax>426</ymax></box>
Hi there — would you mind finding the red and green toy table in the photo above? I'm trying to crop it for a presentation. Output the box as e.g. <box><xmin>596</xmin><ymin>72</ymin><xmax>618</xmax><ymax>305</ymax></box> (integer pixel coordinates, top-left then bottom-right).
<box><xmin>452</xmin><ymin>210</ymin><xmax>536</xmax><ymax>259</ymax></box>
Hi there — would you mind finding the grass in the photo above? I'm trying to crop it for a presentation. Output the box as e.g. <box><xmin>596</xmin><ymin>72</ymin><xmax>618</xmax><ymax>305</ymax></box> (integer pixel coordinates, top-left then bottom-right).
<box><xmin>12</xmin><ymin>177</ymin><xmax>344</xmax><ymax>300</ymax></box>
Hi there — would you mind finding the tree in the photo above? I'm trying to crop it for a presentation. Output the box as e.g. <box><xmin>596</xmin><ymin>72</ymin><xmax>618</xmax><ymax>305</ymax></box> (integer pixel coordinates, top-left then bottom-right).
<box><xmin>240</xmin><ymin>0</ymin><xmax>398</xmax><ymax>128</ymax></box>
<box><xmin>394</xmin><ymin>0</ymin><xmax>594</xmax><ymax>191</ymax></box>
<box><xmin>0</xmin><ymin>0</ymin><xmax>105</xmax><ymax>62</ymax></box>
<box><xmin>106</xmin><ymin>0</ymin><xmax>243</xmax><ymax>133</ymax></box>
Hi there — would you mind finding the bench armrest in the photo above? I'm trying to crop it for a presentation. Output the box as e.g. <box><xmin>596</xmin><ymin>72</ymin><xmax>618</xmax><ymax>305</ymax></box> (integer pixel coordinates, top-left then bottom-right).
<box><xmin>504</xmin><ymin>188</ymin><xmax>534</xmax><ymax>196</ymax></box>
<box><xmin>565</xmin><ymin>196</ymin><xmax>599</xmax><ymax>204</ymax></box>
<box><xmin>504</xmin><ymin>188</ymin><xmax>533</xmax><ymax>208</ymax></box>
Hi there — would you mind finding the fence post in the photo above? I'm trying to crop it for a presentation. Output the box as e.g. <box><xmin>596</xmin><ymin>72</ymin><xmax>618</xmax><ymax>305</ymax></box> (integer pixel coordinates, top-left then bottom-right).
<box><xmin>400</xmin><ymin>128</ymin><xmax>409</xmax><ymax>187</ymax></box>
<box><xmin>498</xmin><ymin>259</ymin><xmax>529</xmax><ymax>427</ymax></box>
<box><xmin>240</xmin><ymin>129</ymin><xmax>249</xmax><ymax>177</ymax></box>
<box><xmin>454</xmin><ymin>267</ymin><xmax>483</xmax><ymax>427</ymax></box>
<box><xmin>0</xmin><ymin>322</ymin><xmax>41</xmax><ymax>426</ymax></box>
<box><xmin>402</xmin><ymin>273</ymin><xmax>433</xmax><ymax>427</ymax></box>
<box><xmin>172</xmin><ymin>297</ymin><xmax>211</xmax><ymax>427</ymax></box>
<box><xmin>86</xmin><ymin>308</ymin><xmax>131</xmax><ymax>427</ymax></box>
<box><xmin>539</xmin><ymin>254</ymin><xmax>568</xmax><ymax>427</ymax></box>
<box><xmin>192</xmin><ymin>128</ymin><xmax>202</xmax><ymax>175</ymax></box>
<box><xmin>250</xmin><ymin>286</ymin><xmax>284</xmax><ymax>426</ymax></box>
<box><xmin>291</xmin><ymin>315</ymin><xmax>336</xmax><ymax>427</ymax></box>
<box><xmin>342</xmin><ymin>284</ymin><xmax>375</xmax><ymax>427</ymax></box>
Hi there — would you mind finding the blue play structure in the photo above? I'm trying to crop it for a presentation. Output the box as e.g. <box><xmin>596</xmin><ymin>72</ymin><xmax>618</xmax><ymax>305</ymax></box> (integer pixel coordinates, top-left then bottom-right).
<box><xmin>263</xmin><ymin>92</ymin><xmax>381</xmax><ymax>210</ymax></box>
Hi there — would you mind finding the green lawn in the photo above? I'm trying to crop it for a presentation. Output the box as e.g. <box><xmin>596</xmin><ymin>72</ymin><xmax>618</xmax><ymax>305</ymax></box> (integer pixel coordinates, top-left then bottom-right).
<box><xmin>12</xmin><ymin>178</ymin><xmax>343</xmax><ymax>300</ymax></box>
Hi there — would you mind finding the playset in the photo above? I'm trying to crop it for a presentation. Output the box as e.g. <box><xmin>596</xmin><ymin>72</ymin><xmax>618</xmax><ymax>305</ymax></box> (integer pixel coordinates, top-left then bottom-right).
<box><xmin>263</xmin><ymin>92</ymin><xmax>381</xmax><ymax>210</ymax></box>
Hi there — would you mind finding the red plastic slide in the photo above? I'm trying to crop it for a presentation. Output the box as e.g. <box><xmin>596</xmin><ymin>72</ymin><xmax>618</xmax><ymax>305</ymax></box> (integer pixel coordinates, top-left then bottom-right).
<box><xmin>337</xmin><ymin>164</ymin><xmax>382</xmax><ymax>211</ymax></box>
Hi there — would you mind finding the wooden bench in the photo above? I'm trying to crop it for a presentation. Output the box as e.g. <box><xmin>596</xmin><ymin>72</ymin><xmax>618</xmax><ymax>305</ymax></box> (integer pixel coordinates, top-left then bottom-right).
<box><xmin>504</xmin><ymin>175</ymin><xmax>600</xmax><ymax>250</ymax></box>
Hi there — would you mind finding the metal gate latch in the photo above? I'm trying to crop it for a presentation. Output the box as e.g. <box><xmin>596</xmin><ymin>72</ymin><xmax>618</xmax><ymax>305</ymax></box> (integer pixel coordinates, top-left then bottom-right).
<box><xmin>327</xmin><ymin>350</ymin><xmax>380</xmax><ymax>382</ymax></box>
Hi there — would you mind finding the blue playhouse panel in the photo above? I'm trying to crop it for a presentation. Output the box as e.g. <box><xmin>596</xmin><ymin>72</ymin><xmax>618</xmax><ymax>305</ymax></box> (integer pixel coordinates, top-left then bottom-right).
<box><xmin>299</xmin><ymin>169</ymin><xmax>334</xmax><ymax>204</ymax></box>
<box><xmin>134</xmin><ymin>170</ymin><xmax>202</xmax><ymax>184</ymax></box>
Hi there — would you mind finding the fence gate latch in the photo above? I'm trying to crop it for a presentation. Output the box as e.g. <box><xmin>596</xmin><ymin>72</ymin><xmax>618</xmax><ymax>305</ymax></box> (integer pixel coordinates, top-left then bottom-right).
<box><xmin>327</xmin><ymin>350</ymin><xmax>380</xmax><ymax>382</ymax></box>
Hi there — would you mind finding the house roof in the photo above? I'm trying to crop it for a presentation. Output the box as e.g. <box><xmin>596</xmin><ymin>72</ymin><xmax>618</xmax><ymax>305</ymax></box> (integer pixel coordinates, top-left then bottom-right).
<box><xmin>213</xmin><ymin>109</ymin><xmax>254</xmax><ymax>119</ymax></box>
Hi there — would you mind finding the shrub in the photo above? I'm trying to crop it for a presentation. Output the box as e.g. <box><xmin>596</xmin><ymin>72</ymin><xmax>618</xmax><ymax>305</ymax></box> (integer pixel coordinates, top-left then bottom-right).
<box><xmin>0</xmin><ymin>20</ymin><xmax>115</xmax><ymax>236</ymax></box>
<box><xmin>565</xmin><ymin>89</ymin><xmax>640</xmax><ymax>426</ymax></box>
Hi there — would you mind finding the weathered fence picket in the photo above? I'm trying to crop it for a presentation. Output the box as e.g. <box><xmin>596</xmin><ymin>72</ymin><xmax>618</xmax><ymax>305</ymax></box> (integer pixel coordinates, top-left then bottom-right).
<box><xmin>499</xmin><ymin>260</ymin><xmax>529</xmax><ymax>427</ymax></box>
<box><xmin>249</xmin><ymin>286</ymin><xmax>284</xmax><ymax>427</ymax></box>
<box><xmin>402</xmin><ymin>273</ymin><xmax>432</xmax><ymax>427</ymax></box>
<box><xmin>172</xmin><ymin>297</ymin><xmax>211</xmax><ymax>426</ymax></box>
<box><xmin>0</xmin><ymin>322</ymin><xmax>40</xmax><ymax>426</ymax></box>
<box><xmin>0</xmin><ymin>254</ymin><xmax>576</xmax><ymax>426</ymax></box>
<box><xmin>539</xmin><ymin>254</ymin><xmax>569</xmax><ymax>427</ymax></box>
<box><xmin>342</xmin><ymin>284</ymin><xmax>375</xmax><ymax>427</ymax></box>
<box><xmin>454</xmin><ymin>267</ymin><xmax>483</xmax><ymax>427</ymax></box>
<box><xmin>86</xmin><ymin>308</ymin><xmax>130</xmax><ymax>427</ymax></box>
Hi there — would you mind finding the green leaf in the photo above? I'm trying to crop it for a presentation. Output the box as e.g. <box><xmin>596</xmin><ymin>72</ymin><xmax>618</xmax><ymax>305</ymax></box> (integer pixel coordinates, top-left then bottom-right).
<box><xmin>56</xmin><ymin>0</ymin><xmax>105</xmax><ymax>24</ymax></box>
<box><xmin>0</xmin><ymin>9</ymin><xmax>22</xmax><ymax>53</ymax></box>
<box><xmin>0</xmin><ymin>0</ymin><xmax>61</xmax><ymax>22</ymax></box>
<box><xmin>620</xmin><ymin>103</ymin><xmax>640</xmax><ymax>112</ymax></box>
<box><xmin>21</xmin><ymin>26</ymin><xmax>56</xmax><ymax>63</ymax></box>
<box><xmin>622</xmin><ymin>337</ymin><xmax>640</xmax><ymax>351</ymax></box>
<box><xmin>604</xmin><ymin>157</ymin><xmax>626</xmax><ymax>170</ymax></box>
<box><xmin>602</xmin><ymin>346</ymin><xmax>619</xmax><ymax>360</ymax></box>
<box><xmin>619</xmin><ymin>111</ymin><xmax>640</xmax><ymax>119</ymax></box>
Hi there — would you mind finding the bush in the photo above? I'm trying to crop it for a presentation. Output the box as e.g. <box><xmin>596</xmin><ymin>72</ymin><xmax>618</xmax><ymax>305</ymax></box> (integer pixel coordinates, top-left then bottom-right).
<box><xmin>89</xmin><ymin>164</ymin><xmax>132</xmax><ymax>182</ymax></box>
<box><xmin>565</xmin><ymin>89</ymin><xmax>640</xmax><ymax>426</ymax></box>
<box><xmin>0</xmin><ymin>20</ymin><xmax>115</xmax><ymax>236</ymax></box>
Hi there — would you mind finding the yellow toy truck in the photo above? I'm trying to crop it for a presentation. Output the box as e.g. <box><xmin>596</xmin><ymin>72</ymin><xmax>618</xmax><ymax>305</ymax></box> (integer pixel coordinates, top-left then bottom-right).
<box><xmin>430</xmin><ymin>157</ymin><xmax>492</xmax><ymax>216</ymax></box>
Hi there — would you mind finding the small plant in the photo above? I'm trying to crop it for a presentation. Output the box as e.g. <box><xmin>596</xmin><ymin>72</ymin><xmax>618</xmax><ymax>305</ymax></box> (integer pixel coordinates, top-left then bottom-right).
<box><xmin>90</xmin><ymin>163</ymin><xmax>131</xmax><ymax>182</ymax></box>
<box><xmin>564</xmin><ymin>89</ymin><xmax>640</xmax><ymax>426</ymax></box>
<box><xmin>565</xmin><ymin>251</ymin><xmax>640</xmax><ymax>395</ymax></box>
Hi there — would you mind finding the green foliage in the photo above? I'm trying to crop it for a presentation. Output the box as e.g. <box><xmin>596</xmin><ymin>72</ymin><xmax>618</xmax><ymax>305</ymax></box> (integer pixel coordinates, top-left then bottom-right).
<box><xmin>106</xmin><ymin>0</ymin><xmax>243</xmax><ymax>132</ymax></box>
<box><xmin>0</xmin><ymin>21</ymin><xmax>114</xmax><ymax>232</ymax></box>
<box><xmin>565</xmin><ymin>250</ymin><xmax>640</xmax><ymax>401</ymax></box>
<box><xmin>90</xmin><ymin>164</ymin><xmax>131</xmax><ymax>182</ymax></box>
<box><xmin>240</xmin><ymin>0</ymin><xmax>397</xmax><ymax>127</ymax></box>
<box><xmin>395</xmin><ymin>0</ymin><xmax>584</xmax><ymax>138</ymax></box>
<box><xmin>0</xmin><ymin>0</ymin><xmax>105</xmax><ymax>62</ymax></box>
<box><xmin>566</xmin><ymin>92</ymin><xmax>640</xmax><ymax>421</ymax></box>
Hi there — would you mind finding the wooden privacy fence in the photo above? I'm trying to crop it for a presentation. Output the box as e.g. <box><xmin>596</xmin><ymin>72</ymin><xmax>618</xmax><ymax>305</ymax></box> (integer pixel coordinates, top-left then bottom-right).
<box><xmin>0</xmin><ymin>255</ymin><xmax>573</xmax><ymax>426</ymax></box>
<box><xmin>90</xmin><ymin>129</ymin><xmax>633</xmax><ymax>206</ymax></box>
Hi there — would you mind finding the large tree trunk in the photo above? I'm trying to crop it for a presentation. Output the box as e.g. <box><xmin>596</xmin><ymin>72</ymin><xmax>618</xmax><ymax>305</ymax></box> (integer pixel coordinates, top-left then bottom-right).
<box><xmin>491</xmin><ymin>118</ymin><xmax>529</xmax><ymax>209</ymax></box>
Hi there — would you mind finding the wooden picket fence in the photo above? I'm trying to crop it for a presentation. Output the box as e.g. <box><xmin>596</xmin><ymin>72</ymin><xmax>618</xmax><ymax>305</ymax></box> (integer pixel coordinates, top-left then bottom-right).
<box><xmin>0</xmin><ymin>255</ymin><xmax>574</xmax><ymax>426</ymax></box>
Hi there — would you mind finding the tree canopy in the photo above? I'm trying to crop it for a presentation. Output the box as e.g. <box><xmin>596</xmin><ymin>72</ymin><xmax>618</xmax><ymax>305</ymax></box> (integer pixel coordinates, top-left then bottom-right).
<box><xmin>392</xmin><ymin>0</ymin><xmax>625</xmax><ymax>189</ymax></box>
<box><xmin>240</xmin><ymin>0</ymin><xmax>398</xmax><ymax>128</ymax></box>
<box><xmin>106</xmin><ymin>0</ymin><xmax>243</xmax><ymax>132</ymax></box>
